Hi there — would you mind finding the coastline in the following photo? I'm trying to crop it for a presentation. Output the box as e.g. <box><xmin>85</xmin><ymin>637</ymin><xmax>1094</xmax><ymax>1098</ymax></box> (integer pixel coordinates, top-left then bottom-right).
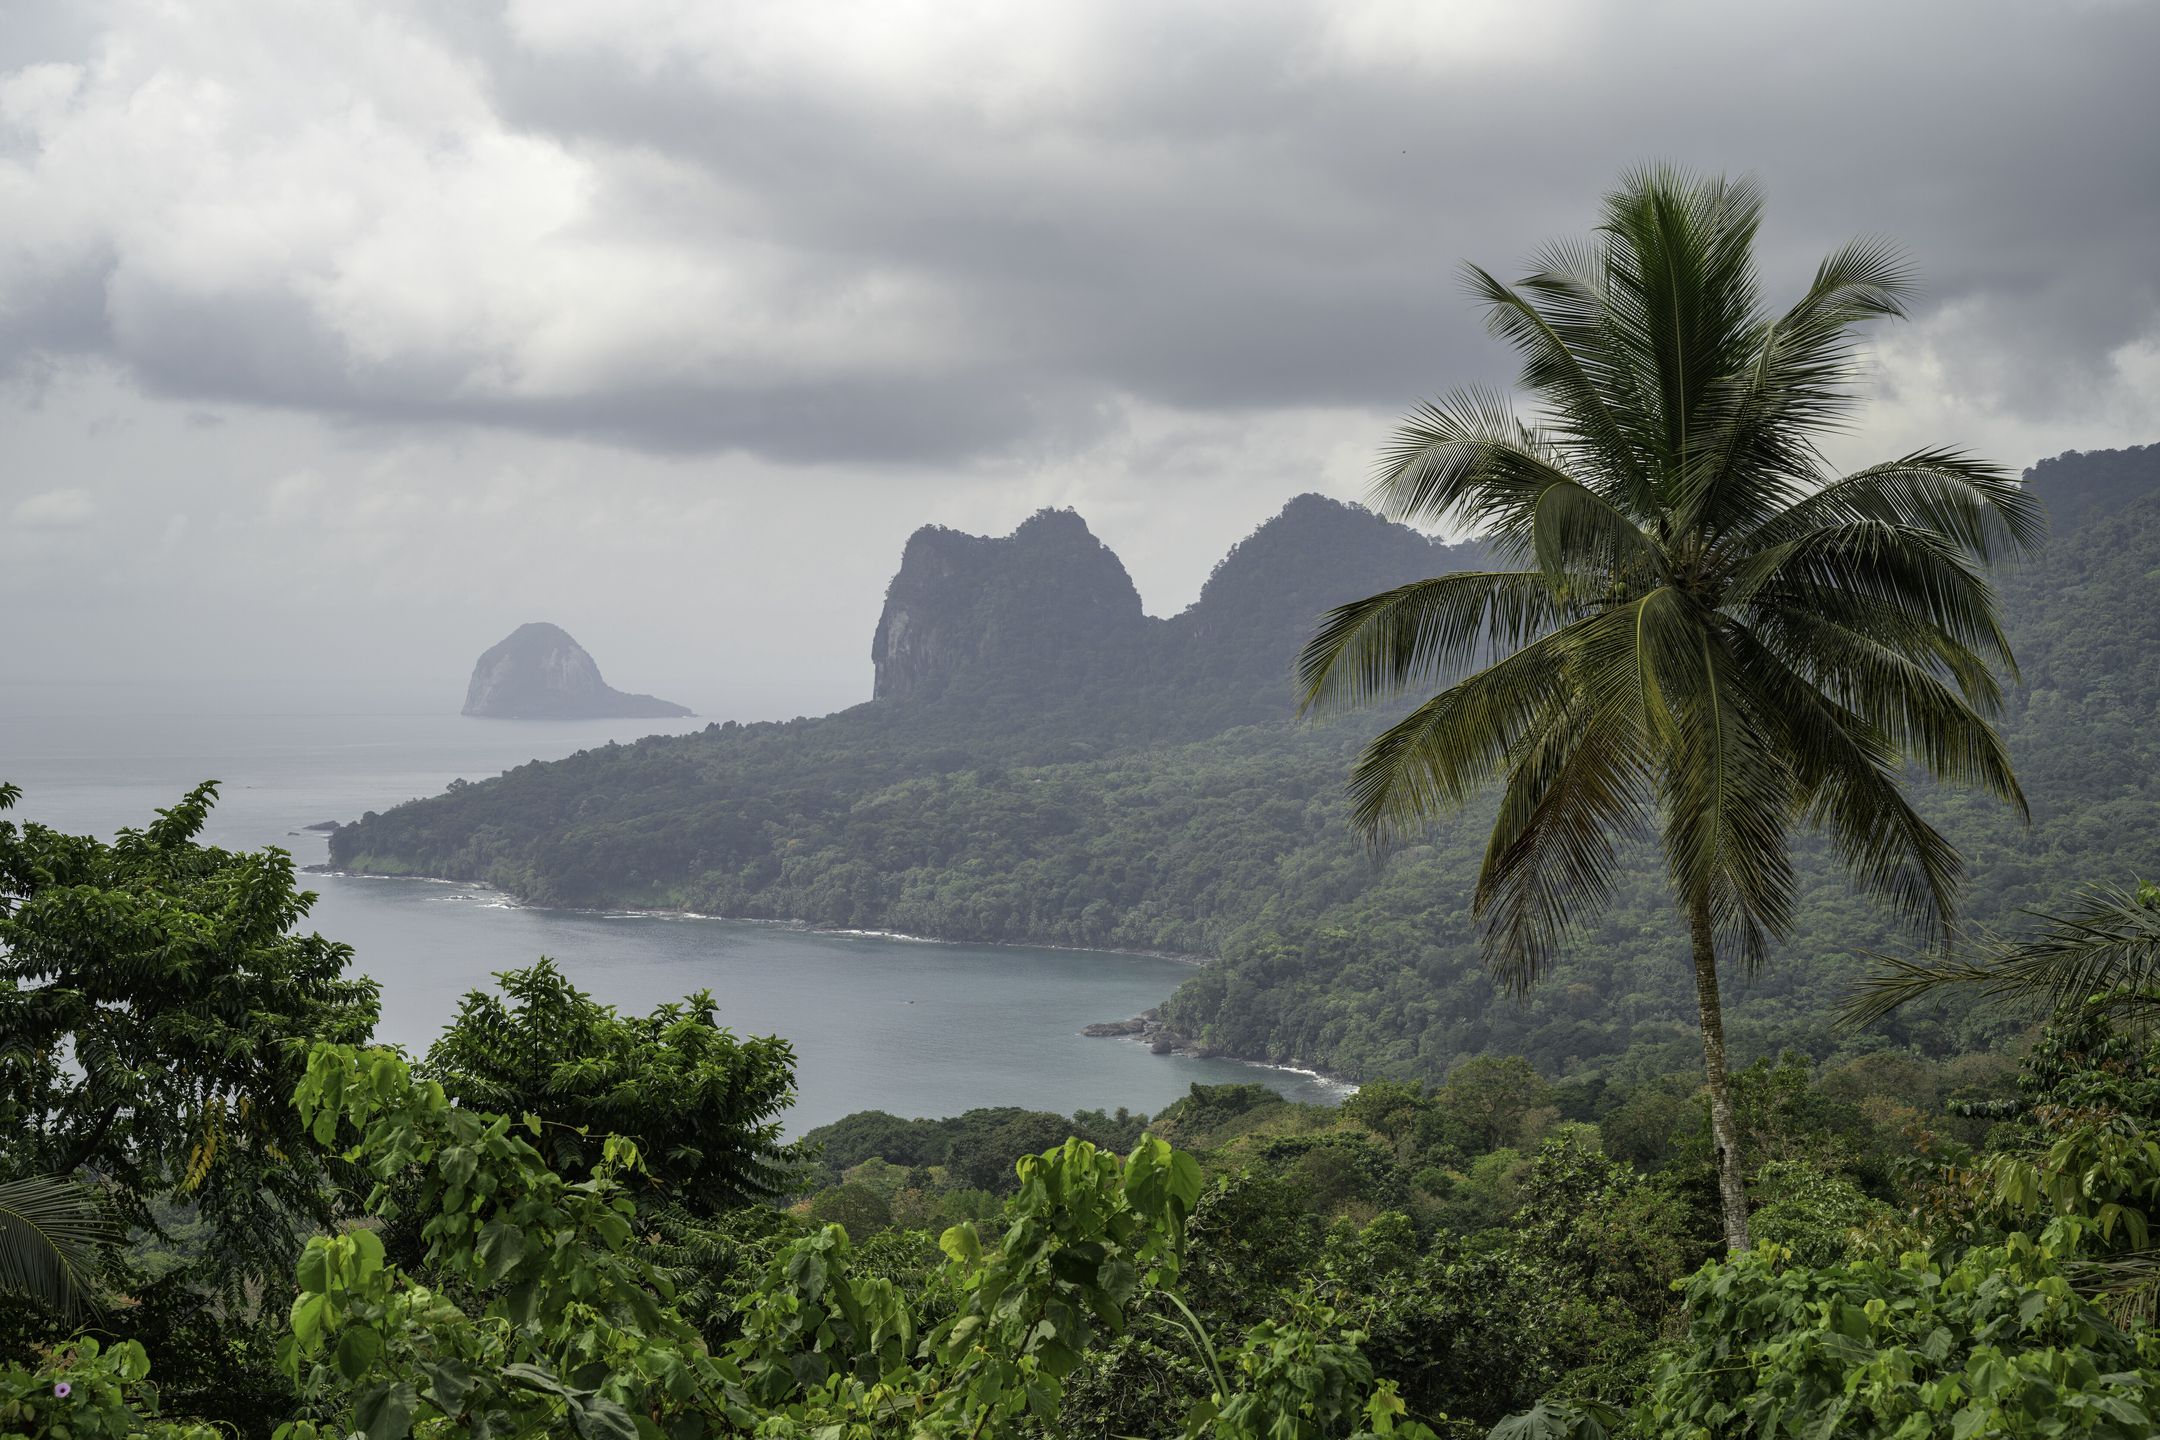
<box><xmin>307</xmin><ymin>866</ymin><xmax>1211</xmax><ymax>965</ymax></box>
<box><xmin>1096</xmin><ymin>1030</ymin><xmax>1359</xmax><ymax>1098</ymax></box>
<box><xmin>308</xmin><ymin>864</ymin><xmax>1356</xmax><ymax>1092</ymax></box>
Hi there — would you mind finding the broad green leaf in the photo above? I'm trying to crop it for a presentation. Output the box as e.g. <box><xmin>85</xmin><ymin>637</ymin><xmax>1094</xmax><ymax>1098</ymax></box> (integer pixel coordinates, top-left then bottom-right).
<box><xmin>475</xmin><ymin>1219</ymin><xmax>529</xmax><ymax>1285</ymax></box>
<box><xmin>353</xmin><ymin>1379</ymin><xmax>419</xmax><ymax>1440</ymax></box>
<box><xmin>334</xmin><ymin>1324</ymin><xmax>383</xmax><ymax>1381</ymax></box>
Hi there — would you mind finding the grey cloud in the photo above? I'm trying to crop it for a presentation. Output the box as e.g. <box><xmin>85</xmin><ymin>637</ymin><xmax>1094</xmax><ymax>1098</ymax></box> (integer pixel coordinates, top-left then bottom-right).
<box><xmin>460</xmin><ymin>0</ymin><xmax>2160</xmax><ymax>441</ymax></box>
<box><xmin>10</xmin><ymin>486</ymin><xmax>96</xmax><ymax>528</ymax></box>
<box><xmin>2</xmin><ymin>0</ymin><xmax>2156</xmax><ymax>465</ymax></box>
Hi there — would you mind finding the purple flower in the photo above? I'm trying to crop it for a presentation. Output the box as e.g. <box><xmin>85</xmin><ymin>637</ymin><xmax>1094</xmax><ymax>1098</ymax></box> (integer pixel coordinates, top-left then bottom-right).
<box><xmin>52</xmin><ymin>1382</ymin><xmax>72</xmax><ymax>1399</ymax></box>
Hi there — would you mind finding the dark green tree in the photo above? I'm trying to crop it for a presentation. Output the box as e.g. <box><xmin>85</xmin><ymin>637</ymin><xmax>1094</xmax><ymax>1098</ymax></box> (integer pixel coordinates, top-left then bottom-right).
<box><xmin>1298</xmin><ymin>169</ymin><xmax>2036</xmax><ymax>1249</ymax></box>
<box><xmin>1436</xmin><ymin>1056</ymin><xmax>1554</xmax><ymax>1152</ymax></box>
<box><xmin>0</xmin><ymin>781</ymin><xmax>379</xmax><ymax>1284</ymax></box>
<box><xmin>421</xmin><ymin>958</ymin><xmax>800</xmax><ymax>1212</ymax></box>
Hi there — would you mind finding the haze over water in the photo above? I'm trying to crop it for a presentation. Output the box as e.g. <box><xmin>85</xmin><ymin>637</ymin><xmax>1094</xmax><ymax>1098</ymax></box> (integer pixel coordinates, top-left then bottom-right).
<box><xmin>0</xmin><ymin>701</ymin><xmax>1349</xmax><ymax>1132</ymax></box>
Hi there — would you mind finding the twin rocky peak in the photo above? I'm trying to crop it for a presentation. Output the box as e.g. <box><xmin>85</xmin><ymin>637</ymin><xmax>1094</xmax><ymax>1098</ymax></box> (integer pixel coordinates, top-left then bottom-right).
<box><xmin>862</xmin><ymin>451</ymin><xmax>2155</xmax><ymax>728</ymax></box>
<box><xmin>869</xmin><ymin>494</ymin><xmax>1483</xmax><ymax>734</ymax></box>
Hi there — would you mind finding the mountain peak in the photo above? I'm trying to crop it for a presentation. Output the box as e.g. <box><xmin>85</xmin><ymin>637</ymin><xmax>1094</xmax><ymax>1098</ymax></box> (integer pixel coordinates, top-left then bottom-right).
<box><xmin>1011</xmin><ymin>507</ymin><xmax>1097</xmax><ymax>541</ymax></box>
<box><xmin>865</xmin><ymin>490</ymin><xmax>1490</xmax><ymax>735</ymax></box>
<box><xmin>873</xmin><ymin>511</ymin><xmax>1145</xmax><ymax>705</ymax></box>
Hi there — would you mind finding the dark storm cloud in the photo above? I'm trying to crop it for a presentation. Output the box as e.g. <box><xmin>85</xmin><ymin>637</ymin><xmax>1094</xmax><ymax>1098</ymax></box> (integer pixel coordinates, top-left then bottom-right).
<box><xmin>472</xmin><ymin>0</ymin><xmax>2160</xmax><ymax>427</ymax></box>
<box><xmin>3</xmin><ymin>0</ymin><xmax>2156</xmax><ymax>464</ymax></box>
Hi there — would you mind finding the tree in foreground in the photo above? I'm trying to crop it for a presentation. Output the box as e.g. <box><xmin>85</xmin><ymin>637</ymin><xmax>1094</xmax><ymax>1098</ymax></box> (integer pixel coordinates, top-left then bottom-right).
<box><xmin>1298</xmin><ymin>167</ymin><xmax>2037</xmax><ymax>1250</ymax></box>
<box><xmin>0</xmin><ymin>780</ymin><xmax>380</xmax><ymax>1286</ymax></box>
<box><xmin>422</xmin><ymin>957</ymin><xmax>801</xmax><ymax>1213</ymax></box>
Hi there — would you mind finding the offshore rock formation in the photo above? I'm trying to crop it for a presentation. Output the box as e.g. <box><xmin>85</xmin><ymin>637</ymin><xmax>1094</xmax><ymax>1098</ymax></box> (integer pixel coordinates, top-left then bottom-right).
<box><xmin>462</xmin><ymin>623</ymin><xmax>693</xmax><ymax>720</ymax></box>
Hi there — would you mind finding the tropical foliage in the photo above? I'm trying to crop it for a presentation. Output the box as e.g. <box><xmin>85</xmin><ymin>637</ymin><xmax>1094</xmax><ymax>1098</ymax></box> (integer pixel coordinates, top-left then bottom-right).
<box><xmin>421</xmin><ymin>958</ymin><xmax>800</xmax><ymax>1213</ymax></box>
<box><xmin>11</xmin><ymin>775</ymin><xmax>2160</xmax><ymax>1440</ymax></box>
<box><xmin>0</xmin><ymin>780</ymin><xmax>378</xmax><ymax>1290</ymax></box>
<box><xmin>1847</xmin><ymin>881</ymin><xmax>2160</xmax><ymax>1028</ymax></box>
<box><xmin>0</xmin><ymin>1177</ymin><xmax>114</xmax><ymax>1322</ymax></box>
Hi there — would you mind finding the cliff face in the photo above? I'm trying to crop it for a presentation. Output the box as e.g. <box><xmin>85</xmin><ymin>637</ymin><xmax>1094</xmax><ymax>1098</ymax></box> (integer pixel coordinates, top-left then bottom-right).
<box><xmin>872</xmin><ymin>509</ymin><xmax>1150</xmax><ymax>705</ymax></box>
<box><xmin>462</xmin><ymin>623</ymin><xmax>694</xmax><ymax>720</ymax></box>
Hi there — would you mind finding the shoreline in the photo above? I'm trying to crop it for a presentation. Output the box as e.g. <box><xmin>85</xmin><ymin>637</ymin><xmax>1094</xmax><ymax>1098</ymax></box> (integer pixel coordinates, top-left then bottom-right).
<box><xmin>308</xmin><ymin>863</ymin><xmax>1357</xmax><ymax>1092</ymax></box>
<box><xmin>1096</xmin><ymin>1030</ymin><xmax>1360</xmax><ymax>1098</ymax></box>
<box><xmin>308</xmin><ymin>867</ymin><xmax>1210</xmax><ymax>967</ymax></box>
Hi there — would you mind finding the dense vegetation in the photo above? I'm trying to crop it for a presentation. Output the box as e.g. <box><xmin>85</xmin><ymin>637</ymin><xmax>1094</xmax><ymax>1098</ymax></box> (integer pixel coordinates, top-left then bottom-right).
<box><xmin>13</xmin><ymin>782</ymin><xmax>2160</xmax><ymax>1438</ymax></box>
<box><xmin>330</xmin><ymin>443</ymin><xmax>2160</xmax><ymax>1086</ymax></box>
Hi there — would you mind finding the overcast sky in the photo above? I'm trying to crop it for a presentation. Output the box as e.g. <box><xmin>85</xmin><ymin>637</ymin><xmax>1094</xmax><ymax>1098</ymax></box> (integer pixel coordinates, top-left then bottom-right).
<box><xmin>5</xmin><ymin>0</ymin><xmax>2157</xmax><ymax>719</ymax></box>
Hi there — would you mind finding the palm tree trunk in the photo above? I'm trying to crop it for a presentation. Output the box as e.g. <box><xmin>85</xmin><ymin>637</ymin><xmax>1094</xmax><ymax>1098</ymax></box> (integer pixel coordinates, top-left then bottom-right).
<box><xmin>1688</xmin><ymin>899</ymin><xmax>1752</xmax><ymax>1252</ymax></box>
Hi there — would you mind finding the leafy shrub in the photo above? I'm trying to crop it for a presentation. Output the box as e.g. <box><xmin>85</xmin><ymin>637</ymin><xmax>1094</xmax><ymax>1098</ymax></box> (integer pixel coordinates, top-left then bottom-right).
<box><xmin>1633</xmin><ymin>1240</ymin><xmax>2160</xmax><ymax>1438</ymax></box>
<box><xmin>0</xmin><ymin>1338</ymin><xmax>217</xmax><ymax>1440</ymax></box>
<box><xmin>1747</xmin><ymin>1159</ymin><xmax>1892</xmax><ymax>1268</ymax></box>
<box><xmin>804</xmin><ymin>1181</ymin><xmax>893</xmax><ymax>1240</ymax></box>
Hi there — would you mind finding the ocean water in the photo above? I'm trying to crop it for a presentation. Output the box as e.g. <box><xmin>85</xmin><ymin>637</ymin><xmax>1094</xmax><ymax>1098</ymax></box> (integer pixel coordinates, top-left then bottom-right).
<box><xmin>0</xmin><ymin>706</ymin><xmax>1349</xmax><ymax>1132</ymax></box>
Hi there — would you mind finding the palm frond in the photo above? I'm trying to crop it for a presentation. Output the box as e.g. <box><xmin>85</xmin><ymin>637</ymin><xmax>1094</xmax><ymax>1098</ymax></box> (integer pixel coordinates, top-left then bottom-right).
<box><xmin>0</xmin><ymin>1175</ymin><xmax>116</xmax><ymax>1321</ymax></box>
<box><xmin>1645</xmin><ymin>610</ymin><xmax>1798</xmax><ymax>966</ymax></box>
<box><xmin>1727</xmin><ymin>627</ymin><xmax>1965</xmax><ymax>945</ymax></box>
<box><xmin>1668</xmin><ymin>235</ymin><xmax>1917</xmax><ymax>546</ymax></box>
<box><xmin>1671</xmin><ymin>314</ymin><xmax>1818</xmax><ymax>542</ymax></box>
<box><xmin>1477</xmin><ymin>702</ymin><xmax>1652</xmax><ymax>991</ymax></box>
<box><xmin>1528</xmin><ymin>479</ymin><xmax>1664</xmax><ymax>592</ymax></box>
<box><xmin>1744</xmin><ymin>586</ymin><xmax>2005</xmax><ymax>710</ymax></box>
<box><xmin>1733</xmin><ymin>450</ymin><xmax>2046</xmax><ymax>565</ymax></box>
<box><xmin>1341</xmin><ymin>625</ymin><xmax>1581</xmax><ymax>844</ymax></box>
<box><xmin>1368</xmin><ymin>388</ymin><xmax>1555</xmax><ymax>539</ymax></box>
<box><xmin>1843</xmin><ymin>885</ymin><xmax>2160</xmax><ymax>1028</ymax></box>
<box><xmin>1737</xmin><ymin>237</ymin><xmax>1914</xmax><ymax>437</ymax></box>
<box><xmin>1725</xmin><ymin>519</ymin><xmax>2018</xmax><ymax>679</ymax></box>
<box><xmin>1744</xmin><ymin>606</ymin><xmax>2026</xmax><ymax>816</ymax></box>
<box><xmin>1461</xmin><ymin>263</ymin><xmax>1652</xmax><ymax>514</ymax></box>
<box><xmin>1782</xmin><ymin>236</ymin><xmax>1916</xmax><ymax>338</ymax></box>
<box><xmin>1597</xmin><ymin>168</ymin><xmax>1768</xmax><ymax>492</ymax></box>
<box><xmin>1297</xmin><ymin>570</ymin><xmax>1560</xmax><ymax>714</ymax></box>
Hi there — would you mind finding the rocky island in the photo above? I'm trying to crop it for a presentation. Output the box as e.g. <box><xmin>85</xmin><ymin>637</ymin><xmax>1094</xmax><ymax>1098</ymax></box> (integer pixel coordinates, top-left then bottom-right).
<box><xmin>462</xmin><ymin>622</ymin><xmax>693</xmax><ymax>720</ymax></box>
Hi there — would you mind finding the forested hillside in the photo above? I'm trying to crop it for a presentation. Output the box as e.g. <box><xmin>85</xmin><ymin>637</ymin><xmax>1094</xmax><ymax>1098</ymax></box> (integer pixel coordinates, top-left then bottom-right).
<box><xmin>331</xmin><ymin>447</ymin><xmax>2160</xmax><ymax>1082</ymax></box>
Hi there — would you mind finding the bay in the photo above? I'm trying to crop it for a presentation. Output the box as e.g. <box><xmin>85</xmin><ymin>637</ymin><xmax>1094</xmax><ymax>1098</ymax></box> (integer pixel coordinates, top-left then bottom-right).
<box><xmin>0</xmin><ymin>704</ymin><xmax>1349</xmax><ymax>1132</ymax></box>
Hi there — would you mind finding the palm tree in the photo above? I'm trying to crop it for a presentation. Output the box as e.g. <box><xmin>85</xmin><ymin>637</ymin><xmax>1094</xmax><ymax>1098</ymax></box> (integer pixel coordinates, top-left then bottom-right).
<box><xmin>0</xmin><ymin>1174</ymin><xmax>116</xmax><ymax>1321</ymax></box>
<box><xmin>1297</xmin><ymin>168</ymin><xmax>2039</xmax><ymax>1251</ymax></box>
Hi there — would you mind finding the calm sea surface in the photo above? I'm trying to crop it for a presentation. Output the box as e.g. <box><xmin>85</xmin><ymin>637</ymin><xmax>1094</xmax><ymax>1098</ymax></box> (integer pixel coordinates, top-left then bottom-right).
<box><xmin>0</xmin><ymin>707</ymin><xmax>1348</xmax><ymax>1132</ymax></box>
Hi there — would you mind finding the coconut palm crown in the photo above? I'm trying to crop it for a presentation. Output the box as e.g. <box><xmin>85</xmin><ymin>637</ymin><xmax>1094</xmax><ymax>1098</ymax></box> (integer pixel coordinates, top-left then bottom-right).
<box><xmin>1298</xmin><ymin>167</ymin><xmax>2041</xmax><ymax>1250</ymax></box>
